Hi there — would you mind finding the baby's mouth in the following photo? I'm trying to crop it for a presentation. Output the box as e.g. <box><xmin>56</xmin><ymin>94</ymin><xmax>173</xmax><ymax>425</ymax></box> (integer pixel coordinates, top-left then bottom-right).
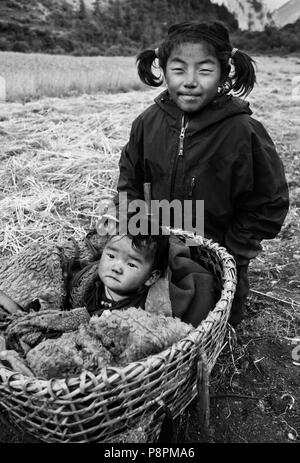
<box><xmin>105</xmin><ymin>275</ymin><xmax>120</xmax><ymax>282</ymax></box>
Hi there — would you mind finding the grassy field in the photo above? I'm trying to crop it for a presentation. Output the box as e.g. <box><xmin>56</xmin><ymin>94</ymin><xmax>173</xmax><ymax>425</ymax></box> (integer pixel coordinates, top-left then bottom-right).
<box><xmin>0</xmin><ymin>54</ymin><xmax>299</xmax><ymax>443</ymax></box>
<box><xmin>0</xmin><ymin>52</ymin><xmax>147</xmax><ymax>101</ymax></box>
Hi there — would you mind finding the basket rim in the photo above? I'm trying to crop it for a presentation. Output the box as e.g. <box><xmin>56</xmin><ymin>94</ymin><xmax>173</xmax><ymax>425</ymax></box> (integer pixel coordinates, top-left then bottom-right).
<box><xmin>0</xmin><ymin>230</ymin><xmax>237</xmax><ymax>392</ymax></box>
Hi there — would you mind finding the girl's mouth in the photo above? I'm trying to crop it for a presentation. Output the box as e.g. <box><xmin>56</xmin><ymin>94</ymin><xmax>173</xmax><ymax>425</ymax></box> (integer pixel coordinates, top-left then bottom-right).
<box><xmin>179</xmin><ymin>94</ymin><xmax>201</xmax><ymax>101</ymax></box>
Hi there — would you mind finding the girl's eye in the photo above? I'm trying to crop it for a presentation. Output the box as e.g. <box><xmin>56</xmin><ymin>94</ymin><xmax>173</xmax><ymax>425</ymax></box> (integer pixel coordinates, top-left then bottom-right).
<box><xmin>172</xmin><ymin>68</ymin><xmax>184</xmax><ymax>72</ymax></box>
<box><xmin>106</xmin><ymin>253</ymin><xmax>115</xmax><ymax>259</ymax></box>
<box><xmin>199</xmin><ymin>69</ymin><xmax>213</xmax><ymax>73</ymax></box>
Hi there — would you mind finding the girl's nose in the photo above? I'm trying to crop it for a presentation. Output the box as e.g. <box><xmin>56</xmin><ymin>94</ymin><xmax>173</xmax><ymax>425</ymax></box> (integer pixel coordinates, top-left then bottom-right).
<box><xmin>184</xmin><ymin>71</ymin><xmax>197</xmax><ymax>88</ymax></box>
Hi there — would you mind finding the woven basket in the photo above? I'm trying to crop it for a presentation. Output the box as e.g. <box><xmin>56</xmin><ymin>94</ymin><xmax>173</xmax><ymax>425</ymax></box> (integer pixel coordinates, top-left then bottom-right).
<box><xmin>0</xmin><ymin>230</ymin><xmax>236</xmax><ymax>443</ymax></box>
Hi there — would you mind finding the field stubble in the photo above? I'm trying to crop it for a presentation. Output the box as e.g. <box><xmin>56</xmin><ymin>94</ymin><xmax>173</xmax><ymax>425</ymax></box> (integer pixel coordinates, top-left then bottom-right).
<box><xmin>0</xmin><ymin>55</ymin><xmax>299</xmax><ymax>443</ymax></box>
<box><xmin>0</xmin><ymin>52</ymin><xmax>146</xmax><ymax>101</ymax></box>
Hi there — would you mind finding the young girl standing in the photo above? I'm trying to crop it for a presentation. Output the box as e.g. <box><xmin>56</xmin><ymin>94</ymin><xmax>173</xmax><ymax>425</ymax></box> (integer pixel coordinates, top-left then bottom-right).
<box><xmin>115</xmin><ymin>21</ymin><xmax>289</xmax><ymax>326</ymax></box>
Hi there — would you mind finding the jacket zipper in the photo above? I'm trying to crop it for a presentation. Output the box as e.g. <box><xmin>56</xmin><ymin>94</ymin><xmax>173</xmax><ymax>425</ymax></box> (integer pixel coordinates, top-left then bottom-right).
<box><xmin>170</xmin><ymin>115</ymin><xmax>189</xmax><ymax>199</ymax></box>
<box><xmin>178</xmin><ymin>115</ymin><xmax>188</xmax><ymax>156</ymax></box>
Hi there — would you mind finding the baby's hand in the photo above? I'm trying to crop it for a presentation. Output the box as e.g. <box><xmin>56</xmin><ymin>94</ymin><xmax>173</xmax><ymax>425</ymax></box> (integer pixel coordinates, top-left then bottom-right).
<box><xmin>0</xmin><ymin>290</ymin><xmax>22</xmax><ymax>315</ymax></box>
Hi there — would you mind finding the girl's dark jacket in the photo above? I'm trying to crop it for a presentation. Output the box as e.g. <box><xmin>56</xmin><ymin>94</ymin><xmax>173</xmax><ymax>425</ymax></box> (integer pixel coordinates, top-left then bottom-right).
<box><xmin>116</xmin><ymin>90</ymin><xmax>289</xmax><ymax>265</ymax></box>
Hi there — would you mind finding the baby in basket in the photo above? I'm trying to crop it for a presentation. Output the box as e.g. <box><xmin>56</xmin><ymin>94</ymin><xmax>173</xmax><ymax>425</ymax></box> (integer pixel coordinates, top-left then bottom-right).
<box><xmin>77</xmin><ymin>216</ymin><xmax>171</xmax><ymax>317</ymax></box>
<box><xmin>68</xmin><ymin>212</ymin><xmax>218</xmax><ymax>325</ymax></box>
<box><xmin>0</xmin><ymin>215</ymin><xmax>169</xmax><ymax>316</ymax></box>
<box><xmin>0</xmin><ymin>214</ymin><xmax>217</xmax><ymax>379</ymax></box>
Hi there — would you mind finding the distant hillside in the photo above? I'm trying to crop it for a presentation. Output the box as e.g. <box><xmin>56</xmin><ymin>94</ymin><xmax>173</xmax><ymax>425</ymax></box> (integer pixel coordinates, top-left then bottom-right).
<box><xmin>211</xmin><ymin>0</ymin><xmax>274</xmax><ymax>31</ymax></box>
<box><xmin>233</xmin><ymin>16</ymin><xmax>300</xmax><ymax>53</ymax></box>
<box><xmin>273</xmin><ymin>0</ymin><xmax>300</xmax><ymax>27</ymax></box>
<box><xmin>0</xmin><ymin>0</ymin><xmax>299</xmax><ymax>56</ymax></box>
<box><xmin>0</xmin><ymin>0</ymin><xmax>239</xmax><ymax>55</ymax></box>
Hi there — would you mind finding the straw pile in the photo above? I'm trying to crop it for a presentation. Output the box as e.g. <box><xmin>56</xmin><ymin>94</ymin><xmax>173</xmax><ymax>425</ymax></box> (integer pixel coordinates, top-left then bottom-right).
<box><xmin>0</xmin><ymin>90</ymin><xmax>156</xmax><ymax>256</ymax></box>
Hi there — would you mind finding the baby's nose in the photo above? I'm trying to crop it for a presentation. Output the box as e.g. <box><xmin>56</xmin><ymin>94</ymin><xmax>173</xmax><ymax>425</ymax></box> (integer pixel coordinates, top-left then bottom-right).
<box><xmin>111</xmin><ymin>260</ymin><xmax>123</xmax><ymax>273</ymax></box>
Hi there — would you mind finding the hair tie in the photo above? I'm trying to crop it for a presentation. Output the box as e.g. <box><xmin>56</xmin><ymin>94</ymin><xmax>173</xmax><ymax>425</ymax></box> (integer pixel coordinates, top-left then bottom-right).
<box><xmin>231</xmin><ymin>48</ymin><xmax>238</xmax><ymax>58</ymax></box>
<box><xmin>155</xmin><ymin>48</ymin><xmax>159</xmax><ymax>58</ymax></box>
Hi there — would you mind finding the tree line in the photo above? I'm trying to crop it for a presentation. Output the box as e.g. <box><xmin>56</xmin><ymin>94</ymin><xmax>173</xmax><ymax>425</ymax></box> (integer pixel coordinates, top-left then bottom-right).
<box><xmin>0</xmin><ymin>0</ymin><xmax>299</xmax><ymax>56</ymax></box>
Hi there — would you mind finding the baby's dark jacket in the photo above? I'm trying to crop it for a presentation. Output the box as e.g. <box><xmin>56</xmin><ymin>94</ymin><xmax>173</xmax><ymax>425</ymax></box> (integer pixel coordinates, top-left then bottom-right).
<box><xmin>116</xmin><ymin>90</ymin><xmax>289</xmax><ymax>265</ymax></box>
<box><xmin>83</xmin><ymin>278</ymin><xmax>148</xmax><ymax>316</ymax></box>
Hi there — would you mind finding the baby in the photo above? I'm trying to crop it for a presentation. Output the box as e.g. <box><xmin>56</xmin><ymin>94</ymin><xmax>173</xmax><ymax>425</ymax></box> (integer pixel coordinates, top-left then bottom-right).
<box><xmin>82</xmin><ymin>231</ymin><xmax>170</xmax><ymax>316</ymax></box>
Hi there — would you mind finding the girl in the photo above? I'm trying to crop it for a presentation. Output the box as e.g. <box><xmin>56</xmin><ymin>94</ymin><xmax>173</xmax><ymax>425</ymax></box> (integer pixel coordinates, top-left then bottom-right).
<box><xmin>115</xmin><ymin>21</ymin><xmax>289</xmax><ymax>326</ymax></box>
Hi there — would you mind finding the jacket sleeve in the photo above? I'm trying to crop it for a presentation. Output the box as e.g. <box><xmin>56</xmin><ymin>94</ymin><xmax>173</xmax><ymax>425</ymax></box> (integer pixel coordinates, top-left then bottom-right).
<box><xmin>114</xmin><ymin>116</ymin><xmax>145</xmax><ymax>207</ymax></box>
<box><xmin>224</xmin><ymin>120</ymin><xmax>289</xmax><ymax>265</ymax></box>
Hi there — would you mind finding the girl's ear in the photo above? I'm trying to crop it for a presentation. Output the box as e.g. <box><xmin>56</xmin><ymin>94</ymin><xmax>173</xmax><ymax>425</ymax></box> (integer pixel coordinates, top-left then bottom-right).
<box><xmin>144</xmin><ymin>270</ymin><xmax>161</xmax><ymax>287</ymax></box>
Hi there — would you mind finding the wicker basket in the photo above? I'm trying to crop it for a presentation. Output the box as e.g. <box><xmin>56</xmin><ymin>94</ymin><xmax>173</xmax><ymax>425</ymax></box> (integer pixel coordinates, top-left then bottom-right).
<box><xmin>0</xmin><ymin>230</ymin><xmax>236</xmax><ymax>443</ymax></box>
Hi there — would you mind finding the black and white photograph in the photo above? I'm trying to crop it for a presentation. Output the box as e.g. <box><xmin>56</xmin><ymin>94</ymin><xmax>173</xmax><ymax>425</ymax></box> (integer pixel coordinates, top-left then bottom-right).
<box><xmin>0</xmin><ymin>0</ymin><xmax>299</xmax><ymax>448</ymax></box>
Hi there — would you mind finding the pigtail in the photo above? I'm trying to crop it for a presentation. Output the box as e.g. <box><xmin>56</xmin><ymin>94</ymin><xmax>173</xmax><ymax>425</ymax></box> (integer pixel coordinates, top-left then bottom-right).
<box><xmin>231</xmin><ymin>50</ymin><xmax>257</xmax><ymax>97</ymax></box>
<box><xmin>136</xmin><ymin>49</ymin><xmax>163</xmax><ymax>87</ymax></box>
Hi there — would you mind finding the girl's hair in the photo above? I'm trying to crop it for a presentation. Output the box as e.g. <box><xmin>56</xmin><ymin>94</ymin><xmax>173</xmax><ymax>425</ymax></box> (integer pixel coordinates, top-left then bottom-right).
<box><xmin>136</xmin><ymin>20</ymin><xmax>256</xmax><ymax>97</ymax></box>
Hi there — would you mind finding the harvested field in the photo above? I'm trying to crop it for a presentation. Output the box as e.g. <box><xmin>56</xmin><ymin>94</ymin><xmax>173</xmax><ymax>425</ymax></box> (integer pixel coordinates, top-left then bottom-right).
<box><xmin>0</xmin><ymin>52</ymin><xmax>145</xmax><ymax>101</ymax></box>
<box><xmin>0</xmin><ymin>55</ymin><xmax>299</xmax><ymax>443</ymax></box>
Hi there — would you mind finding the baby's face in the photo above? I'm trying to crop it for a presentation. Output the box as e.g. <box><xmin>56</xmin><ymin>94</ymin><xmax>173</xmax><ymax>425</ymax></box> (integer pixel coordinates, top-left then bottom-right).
<box><xmin>98</xmin><ymin>236</ymin><xmax>155</xmax><ymax>297</ymax></box>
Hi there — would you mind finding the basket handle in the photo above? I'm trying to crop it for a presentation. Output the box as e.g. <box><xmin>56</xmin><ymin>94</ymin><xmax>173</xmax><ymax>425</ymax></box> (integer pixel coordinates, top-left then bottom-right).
<box><xmin>197</xmin><ymin>351</ymin><xmax>210</xmax><ymax>435</ymax></box>
<box><xmin>156</xmin><ymin>400</ymin><xmax>175</xmax><ymax>443</ymax></box>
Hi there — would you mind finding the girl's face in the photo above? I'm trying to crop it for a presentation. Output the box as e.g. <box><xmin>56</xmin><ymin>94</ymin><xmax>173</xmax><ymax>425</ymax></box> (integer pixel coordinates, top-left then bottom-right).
<box><xmin>164</xmin><ymin>42</ymin><xmax>222</xmax><ymax>113</ymax></box>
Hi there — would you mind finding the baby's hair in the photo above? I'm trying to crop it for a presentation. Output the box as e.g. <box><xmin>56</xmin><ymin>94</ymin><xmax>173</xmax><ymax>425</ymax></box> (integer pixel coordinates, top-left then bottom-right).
<box><xmin>129</xmin><ymin>233</ymin><xmax>169</xmax><ymax>275</ymax></box>
<box><xmin>137</xmin><ymin>20</ymin><xmax>256</xmax><ymax>97</ymax></box>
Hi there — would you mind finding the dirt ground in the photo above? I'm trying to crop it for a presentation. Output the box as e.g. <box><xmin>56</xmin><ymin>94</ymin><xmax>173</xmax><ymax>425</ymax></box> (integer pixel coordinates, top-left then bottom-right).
<box><xmin>0</xmin><ymin>55</ymin><xmax>299</xmax><ymax>443</ymax></box>
<box><xmin>188</xmin><ymin>297</ymin><xmax>300</xmax><ymax>443</ymax></box>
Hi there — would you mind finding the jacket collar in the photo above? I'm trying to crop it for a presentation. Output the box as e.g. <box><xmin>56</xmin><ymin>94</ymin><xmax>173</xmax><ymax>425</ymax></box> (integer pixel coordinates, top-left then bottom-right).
<box><xmin>154</xmin><ymin>89</ymin><xmax>253</xmax><ymax>132</ymax></box>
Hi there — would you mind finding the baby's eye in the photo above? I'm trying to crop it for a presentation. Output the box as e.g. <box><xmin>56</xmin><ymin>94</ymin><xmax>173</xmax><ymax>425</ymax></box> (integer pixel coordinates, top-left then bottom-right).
<box><xmin>172</xmin><ymin>68</ymin><xmax>184</xmax><ymax>72</ymax></box>
<box><xmin>106</xmin><ymin>253</ymin><xmax>115</xmax><ymax>259</ymax></box>
<box><xmin>128</xmin><ymin>262</ymin><xmax>137</xmax><ymax>268</ymax></box>
<box><xmin>199</xmin><ymin>69</ymin><xmax>213</xmax><ymax>73</ymax></box>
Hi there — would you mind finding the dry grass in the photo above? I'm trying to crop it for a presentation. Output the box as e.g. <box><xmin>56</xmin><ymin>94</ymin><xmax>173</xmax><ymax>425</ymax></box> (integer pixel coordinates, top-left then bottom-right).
<box><xmin>0</xmin><ymin>90</ymin><xmax>155</xmax><ymax>254</ymax></box>
<box><xmin>0</xmin><ymin>55</ymin><xmax>299</xmax><ymax>262</ymax></box>
<box><xmin>0</xmin><ymin>52</ymin><xmax>146</xmax><ymax>101</ymax></box>
<box><xmin>243</xmin><ymin>56</ymin><xmax>300</xmax><ymax>305</ymax></box>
